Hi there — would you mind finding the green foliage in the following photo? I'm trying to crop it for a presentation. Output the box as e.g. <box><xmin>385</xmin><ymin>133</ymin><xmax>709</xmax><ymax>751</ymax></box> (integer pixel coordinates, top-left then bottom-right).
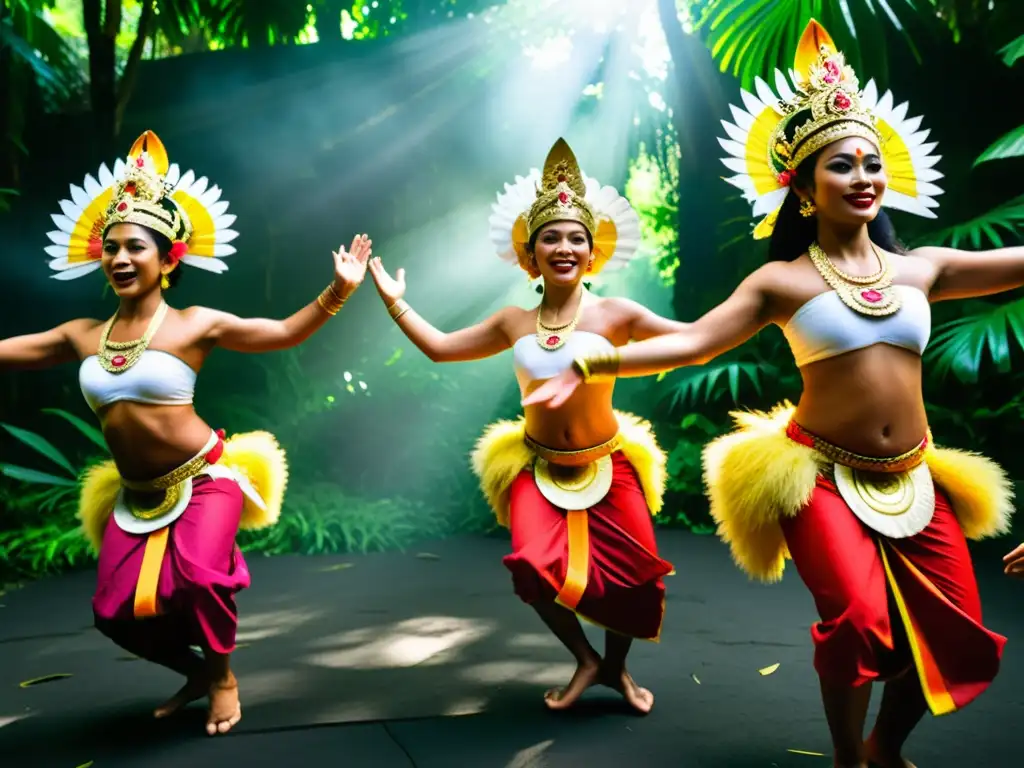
<box><xmin>239</xmin><ymin>483</ymin><xmax>435</xmax><ymax>556</ymax></box>
<box><xmin>925</xmin><ymin>299</ymin><xmax>1024</xmax><ymax>384</ymax></box>
<box><xmin>627</xmin><ymin>135</ymin><xmax>681</xmax><ymax>284</ymax></box>
<box><xmin>974</xmin><ymin>124</ymin><xmax>1024</xmax><ymax>167</ymax></box>
<box><xmin>999</xmin><ymin>32</ymin><xmax>1024</xmax><ymax>66</ymax></box>
<box><xmin>659</xmin><ymin>412</ymin><xmax>722</xmax><ymax>532</ymax></box>
<box><xmin>916</xmin><ymin>194</ymin><xmax>1024</xmax><ymax>250</ymax></box>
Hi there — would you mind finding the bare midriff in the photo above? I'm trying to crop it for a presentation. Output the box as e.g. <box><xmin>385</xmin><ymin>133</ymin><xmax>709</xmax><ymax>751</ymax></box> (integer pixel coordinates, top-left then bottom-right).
<box><xmin>520</xmin><ymin>379</ymin><xmax>619</xmax><ymax>450</ymax></box>
<box><xmin>794</xmin><ymin>343</ymin><xmax>928</xmax><ymax>458</ymax></box>
<box><xmin>97</xmin><ymin>403</ymin><xmax>216</xmax><ymax>481</ymax></box>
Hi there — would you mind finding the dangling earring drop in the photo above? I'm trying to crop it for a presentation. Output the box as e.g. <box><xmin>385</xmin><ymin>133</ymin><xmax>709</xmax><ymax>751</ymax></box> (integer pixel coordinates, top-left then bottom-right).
<box><xmin>160</xmin><ymin>273</ymin><xmax>170</xmax><ymax>290</ymax></box>
<box><xmin>799</xmin><ymin>199</ymin><xmax>817</xmax><ymax>218</ymax></box>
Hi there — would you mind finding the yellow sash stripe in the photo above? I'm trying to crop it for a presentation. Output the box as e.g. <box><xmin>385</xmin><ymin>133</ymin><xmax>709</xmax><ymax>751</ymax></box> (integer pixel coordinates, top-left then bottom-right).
<box><xmin>133</xmin><ymin>528</ymin><xmax>170</xmax><ymax>619</ymax></box>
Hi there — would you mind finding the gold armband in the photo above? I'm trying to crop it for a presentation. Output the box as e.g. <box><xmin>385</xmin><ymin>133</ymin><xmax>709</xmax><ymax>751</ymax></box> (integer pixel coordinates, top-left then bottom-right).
<box><xmin>317</xmin><ymin>284</ymin><xmax>347</xmax><ymax>316</ymax></box>
<box><xmin>388</xmin><ymin>299</ymin><xmax>411</xmax><ymax>321</ymax></box>
<box><xmin>572</xmin><ymin>350</ymin><xmax>620</xmax><ymax>383</ymax></box>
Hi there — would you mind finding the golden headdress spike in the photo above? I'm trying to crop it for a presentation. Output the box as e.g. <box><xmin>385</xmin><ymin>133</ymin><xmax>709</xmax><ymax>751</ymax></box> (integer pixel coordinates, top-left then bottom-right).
<box><xmin>794</xmin><ymin>19</ymin><xmax>836</xmax><ymax>81</ymax></box>
<box><xmin>128</xmin><ymin>130</ymin><xmax>169</xmax><ymax>176</ymax></box>
<box><xmin>539</xmin><ymin>138</ymin><xmax>587</xmax><ymax>200</ymax></box>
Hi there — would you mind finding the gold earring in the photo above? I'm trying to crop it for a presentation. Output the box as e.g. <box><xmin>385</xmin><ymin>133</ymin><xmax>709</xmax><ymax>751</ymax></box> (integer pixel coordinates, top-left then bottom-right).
<box><xmin>799</xmin><ymin>199</ymin><xmax>817</xmax><ymax>218</ymax></box>
<box><xmin>160</xmin><ymin>274</ymin><xmax>170</xmax><ymax>290</ymax></box>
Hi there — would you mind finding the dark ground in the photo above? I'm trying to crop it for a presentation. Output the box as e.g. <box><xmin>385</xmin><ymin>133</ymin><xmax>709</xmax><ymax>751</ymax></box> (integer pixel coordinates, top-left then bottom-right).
<box><xmin>0</xmin><ymin>531</ymin><xmax>1020</xmax><ymax>767</ymax></box>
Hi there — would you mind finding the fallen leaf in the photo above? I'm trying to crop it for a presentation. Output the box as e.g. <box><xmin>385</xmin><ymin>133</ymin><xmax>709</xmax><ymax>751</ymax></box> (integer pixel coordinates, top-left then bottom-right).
<box><xmin>117</xmin><ymin>655</ymin><xmax>140</xmax><ymax>662</ymax></box>
<box><xmin>758</xmin><ymin>663</ymin><xmax>781</xmax><ymax>676</ymax></box>
<box><xmin>320</xmin><ymin>563</ymin><xmax>354</xmax><ymax>572</ymax></box>
<box><xmin>416</xmin><ymin>552</ymin><xmax>440</xmax><ymax>560</ymax></box>
<box><xmin>786</xmin><ymin>749</ymin><xmax>826</xmax><ymax>756</ymax></box>
<box><xmin>235</xmin><ymin>643</ymin><xmax>250</xmax><ymax>650</ymax></box>
<box><xmin>19</xmin><ymin>673</ymin><xmax>73</xmax><ymax>688</ymax></box>
<box><xmin>691</xmin><ymin>673</ymin><xmax>701</xmax><ymax>685</ymax></box>
<box><xmin>76</xmin><ymin>762</ymin><xmax>95</xmax><ymax>768</ymax></box>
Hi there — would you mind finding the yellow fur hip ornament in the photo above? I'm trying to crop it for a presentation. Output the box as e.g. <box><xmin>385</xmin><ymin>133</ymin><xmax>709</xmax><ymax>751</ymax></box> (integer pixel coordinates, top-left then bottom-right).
<box><xmin>76</xmin><ymin>431</ymin><xmax>289</xmax><ymax>553</ymax></box>
<box><xmin>470</xmin><ymin>410</ymin><xmax>666</xmax><ymax>527</ymax></box>
<box><xmin>703</xmin><ymin>402</ymin><xmax>1014</xmax><ymax>583</ymax></box>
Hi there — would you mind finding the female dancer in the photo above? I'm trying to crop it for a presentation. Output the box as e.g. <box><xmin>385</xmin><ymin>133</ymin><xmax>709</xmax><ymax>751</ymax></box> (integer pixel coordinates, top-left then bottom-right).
<box><xmin>526</xmin><ymin>22</ymin><xmax>1015</xmax><ymax>767</ymax></box>
<box><xmin>366</xmin><ymin>139</ymin><xmax>682</xmax><ymax>713</ymax></box>
<box><xmin>0</xmin><ymin>131</ymin><xmax>370</xmax><ymax>735</ymax></box>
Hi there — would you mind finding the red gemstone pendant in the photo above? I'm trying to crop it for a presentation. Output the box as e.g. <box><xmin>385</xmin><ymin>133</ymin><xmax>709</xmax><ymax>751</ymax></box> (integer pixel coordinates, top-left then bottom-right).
<box><xmin>861</xmin><ymin>289</ymin><xmax>883</xmax><ymax>303</ymax></box>
<box><xmin>111</xmin><ymin>355</ymin><xmax>127</xmax><ymax>367</ymax></box>
<box><xmin>546</xmin><ymin>335</ymin><xmax>560</xmax><ymax>347</ymax></box>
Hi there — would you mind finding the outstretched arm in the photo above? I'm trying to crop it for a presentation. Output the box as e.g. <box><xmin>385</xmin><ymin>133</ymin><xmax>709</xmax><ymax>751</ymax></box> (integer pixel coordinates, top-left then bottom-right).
<box><xmin>367</xmin><ymin>257</ymin><xmax>512</xmax><ymax>362</ymax></box>
<box><xmin>922</xmin><ymin>245</ymin><xmax>1024</xmax><ymax>301</ymax></box>
<box><xmin>522</xmin><ymin>272</ymin><xmax>772</xmax><ymax>408</ymax></box>
<box><xmin>204</xmin><ymin>234</ymin><xmax>371</xmax><ymax>354</ymax></box>
<box><xmin>602</xmin><ymin>297</ymin><xmax>692</xmax><ymax>341</ymax></box>
<box><xmin>0</xmin><ymin>318</ymin><xmax>95</xmax><ymax>370</ymax></box>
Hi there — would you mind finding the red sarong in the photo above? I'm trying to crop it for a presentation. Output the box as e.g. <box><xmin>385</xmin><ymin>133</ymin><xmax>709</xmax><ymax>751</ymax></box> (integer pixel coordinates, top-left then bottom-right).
<box><xmin>503</xmin><ymin>452</ymin><xmax>673</xmax><ymax>640</ymax></box>
<box><xmin>780</xmin><ymin>475</ymin><xmax>1005</xmax><ymax>713</ymax></box>
<box><xmin>92</xmin><ymin>475</ymin><xmax>250</xmax><ymax>656</ymax></box>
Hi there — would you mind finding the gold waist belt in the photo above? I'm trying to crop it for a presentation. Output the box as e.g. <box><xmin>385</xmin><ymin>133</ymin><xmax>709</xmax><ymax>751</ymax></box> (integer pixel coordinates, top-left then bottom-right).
<box><xmin>524</xmin><ymin>432</ymin><xmax>622</xmax><ymax>468</ymax></box>
<box><xmin>786</xmin><ymin>421</ymin><xmax>930</xmax><ymax>474</ymax></box>
<box><xmin>120</xmin><ymin>431</ymin><xmax>222</xmax><ymax>520</ymax></box>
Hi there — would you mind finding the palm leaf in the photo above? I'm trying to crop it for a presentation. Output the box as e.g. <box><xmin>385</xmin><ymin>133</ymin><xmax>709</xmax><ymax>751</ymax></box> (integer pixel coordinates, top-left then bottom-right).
<box><xmin>0</xmin><ymin>464</ymin><xmax>77</xmax><ymax>487</ymax></box>
<box><xmin>661</xmin><ymin>359</ymin><xmax>766</xmax><ymax>408</ymax></box>
<box><xmin>998</xmin><ymin>32</ymin><xmax>1024</xmax><ymax>67</ymax></box>
<box><xmin>914</xmin><ymin>194</ymin><xmax>1024</xmax><ymax>249</ymax></box>
<box><xmin>925</xmin><ymin>299</ymin><xmax>1024</xmax><ymax>383</ymax></box>
<box><xmin>41</xmin><ymin>409</ymin><xmax>108</xmax><ymax>453</ymax></box>
<box><xmin>0</xmin><ymin>423</ymin><xmax>75</xmax><ymax>476</ymax></box>
<box><xmin>974</xmin><ymin>124</ymin><xmax>1024</xmax><ymax>167</ymax></box>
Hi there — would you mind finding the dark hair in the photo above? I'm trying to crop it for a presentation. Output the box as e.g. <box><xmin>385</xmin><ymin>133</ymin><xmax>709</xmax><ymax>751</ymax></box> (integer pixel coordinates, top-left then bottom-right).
<box><xmin>767</xmin><ymin>149</ymin><xmax>904</xmax><ymax>262</ymax></box>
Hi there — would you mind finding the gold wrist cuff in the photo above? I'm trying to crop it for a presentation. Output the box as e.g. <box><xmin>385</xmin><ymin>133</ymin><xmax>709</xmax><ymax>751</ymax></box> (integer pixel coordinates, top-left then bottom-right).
<box><xmin>317</xmin><ymin>283</ymin><xmax>347</xmax><ymax>316</ymax></box>
<box><xmin>388</xmin><ymin>299</ymin><xmax>411</xmax><ymax>321</ymax></box>
<box><xmin>572</xmin><ymin>351</ymin><xmax>620</xmax><ymax>383</ymax></box>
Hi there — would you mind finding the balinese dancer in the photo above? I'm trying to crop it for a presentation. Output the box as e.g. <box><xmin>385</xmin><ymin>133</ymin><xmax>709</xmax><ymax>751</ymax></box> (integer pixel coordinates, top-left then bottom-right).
<box><xmin>525</xmin><ymin>22</ymin><xmax>1016</xmax><ymax>767</ymax></box>
<box><xmin>366</xmin><ymin>139</ymin><xmax>683</xmax><ymax>714</ymax></box>
<box><xmin>0</xmin><ymin>131</ymin><xmax>370</xmax><ymax>735</ymax></box>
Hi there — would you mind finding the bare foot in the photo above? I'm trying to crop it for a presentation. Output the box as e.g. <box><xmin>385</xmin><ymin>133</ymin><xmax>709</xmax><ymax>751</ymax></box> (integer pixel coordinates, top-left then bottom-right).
<box><xmin>154</xmin><ymin>673</ymin><xmax>208</xmax><ymax>719</ymax></box>
<box><xmin>205</xmin><ymin>674</ymin><xmax>242</xmax><ymax>736</ymax></box>
<box><xmin>543</xmin><ymin>656</ymin><xmax>601</xmax><ymax>711</ymax></box>
<box><xmin>865</xmin><ymin>736</ymin><xmax>916</xmax><ymax>768</ymax></box>
<box><xmin>601</xmin><ymin>666</ymin><xmax>654</xmax><ymax>715</ymax></box>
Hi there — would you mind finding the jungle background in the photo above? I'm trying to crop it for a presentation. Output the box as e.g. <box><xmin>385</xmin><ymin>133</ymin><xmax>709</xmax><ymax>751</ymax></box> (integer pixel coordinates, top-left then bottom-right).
<box><xmin>0</xmin><ymin>0</ymin><xmax>1022</xmax><ymax>584</ymax></box>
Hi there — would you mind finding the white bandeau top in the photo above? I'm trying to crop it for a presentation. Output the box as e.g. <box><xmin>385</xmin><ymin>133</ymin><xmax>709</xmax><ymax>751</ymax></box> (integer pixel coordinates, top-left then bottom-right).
<box><xmin>512</xmin><ymin>331</ymin><xmax>615</xmax><ymax>392</ymax></box>
<box><xmin>79</xmin><ymin>350</ymin><xmax>196</xmax><ymax>413</ymax></box>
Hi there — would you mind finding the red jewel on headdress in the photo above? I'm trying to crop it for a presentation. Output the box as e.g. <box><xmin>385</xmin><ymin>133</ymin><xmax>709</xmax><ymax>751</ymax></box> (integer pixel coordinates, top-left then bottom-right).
<box><xmin>136</xmin><ymin>157</ymin><xmax>145</xmax><ymax>168</ymax></box>
<box><xmin>777</xmin><ymin>170</ymin><xmax>795</xmax><ymax>187</ymax></box>
<box><xmin>168</xmin><ymin>240</ymin><xmax>188</xmax><ymax>265</ymax></box>
<box><xmin>558</xmin><ymin>174</ymin><xmax>567</xmax><ymax>182</ymax></box>
<box><xmin>124</xmin><ymin>182</ymin><xmax>137</xmax><ymax>195</ymax></box>
<box><xmin>116</xmin><ymin>202</ymin><xmax>128</xmax><ymax>212</ymax></box>
<box><xmin>822</xmin><ymin>59</ymin><xmax>840</xmax><ymax>84</ymax></box>
<box><xmin>833</xmin><ymin>91</ymin><xmax>852</xmax><ymax>111</ymax></box>
<box><xmin>558</xmin><ymin>192</ymin><xmax>569</xmax><ymax>204</ymax></box>
<box><xmin>546</xmin><ymin>335</ymin><xmax>560</xmax><ymax>346</ymax></box>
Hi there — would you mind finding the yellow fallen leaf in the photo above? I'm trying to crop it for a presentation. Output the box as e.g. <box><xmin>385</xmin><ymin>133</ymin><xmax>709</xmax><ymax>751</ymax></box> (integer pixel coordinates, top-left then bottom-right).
<box><xmin>758</xmin><ymin>663</ymin><xmax>781</xmax><ymax>676</ymax></box>
<box><xmin>786</xmin><ymin>749</ymin><xmax>826</xmax><ymax>756</ymax></box>
<box><xmin>76</xmin><ymin>762</ymin><xmax>95</xmax><ymax>768</ymax></box>
<box><xmin>235</xmin><ymin>643</ymin><xmax>251</xmax><ymax>649</ymax></box>
<box><xmin>320</xmin><ymin>562</ymin><xmax>354</xmax><ymax>572</ymax></box>
<box><xmin>20</xmin><ymin>673</ymin><xmax>73</xmax><ymax>688</ymax></box>
<box><xmin>691</xmin><ymin>673</ymin><xmax>701</xmax><ymax>685</ymax></box>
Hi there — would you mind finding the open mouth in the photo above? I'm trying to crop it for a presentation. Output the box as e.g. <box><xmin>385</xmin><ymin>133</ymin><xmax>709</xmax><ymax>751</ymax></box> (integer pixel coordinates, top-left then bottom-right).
<box><xmin>549</xmin><ymin>259</ymin><xmax>577</xmax><ymax>274</ymax></box>
<box><xmin>111</xmin><ymin>269</ymin><xmax>138</xmax><ymax>287</ymax></box>
<box><xmin>844</xmin><ymin>193</ymin><xmax>876</xmax><ymax>210</ymax></box>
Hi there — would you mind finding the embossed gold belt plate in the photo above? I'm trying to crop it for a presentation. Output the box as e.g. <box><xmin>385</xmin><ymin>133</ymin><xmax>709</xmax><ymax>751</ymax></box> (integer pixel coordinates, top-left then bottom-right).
<box><xmin>833</xmin><ymin>461</ymin><xmax>935</xmax><ymax>539</ymax></box>
<box><xmin>534</xmin><ymin>455</ymin><xmax>613</xmax><ymax>511</ymax></box>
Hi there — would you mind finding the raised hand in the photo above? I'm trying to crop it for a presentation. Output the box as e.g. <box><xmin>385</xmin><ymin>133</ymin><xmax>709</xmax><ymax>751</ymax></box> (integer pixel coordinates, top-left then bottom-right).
<box><xmin>521</xmin><ymin>366</ymin><xmax>584</xmax><ymax>409</ymax></box>
<box><xmin>333</xmin><ymin>234</ymin><xmax>372</xmax><ymax>298</ymax></box>
<box><xmin>367</xmin><ymin>256</ymin><xmax>406</xmax><ymax>307</ymax></box>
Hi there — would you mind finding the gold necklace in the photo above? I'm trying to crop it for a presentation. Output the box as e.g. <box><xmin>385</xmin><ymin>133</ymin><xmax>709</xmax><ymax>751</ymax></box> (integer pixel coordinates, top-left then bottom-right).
<box><xmin>98</xmin><ymin>301</ymin><xmax>169</xmax><ymax>374</ymax></box>
<box><xmin>536</xmin><ymin>291</ymin><xmax>586</xmax><ymax>350</ymax></box>
<box><xmin>808</xmin><ymin>242</ymin><xmax>901</xmax><ymax>317</ymax></box>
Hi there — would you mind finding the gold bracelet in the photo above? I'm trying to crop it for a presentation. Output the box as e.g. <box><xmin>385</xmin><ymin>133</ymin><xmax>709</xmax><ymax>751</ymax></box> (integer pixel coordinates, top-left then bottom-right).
<box><xmin>388</xmin><ymin>299</ymin><xmax>411</xmax><ymax>321</ymax></box>
<box><xmin>317</xmin><ymin>283</ymin><xmax>347</xmax><ymax>316</ymax></box>
<box><xmin>572</xmin><ymin>350</ymin><xmax>620</xmax><ymax>383</ymax></box>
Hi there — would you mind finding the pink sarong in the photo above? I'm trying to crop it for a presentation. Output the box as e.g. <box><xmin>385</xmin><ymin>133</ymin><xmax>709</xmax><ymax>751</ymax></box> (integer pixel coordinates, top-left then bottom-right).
<box><xmin>92</xmin><ymin>475</ymin><xmax>250</xmax><ymax>656</ymax></box>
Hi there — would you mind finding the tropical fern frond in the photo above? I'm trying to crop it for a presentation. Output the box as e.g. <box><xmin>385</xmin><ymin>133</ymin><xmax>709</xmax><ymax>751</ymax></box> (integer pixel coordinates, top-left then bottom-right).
<box><xmin>925</xmin><ymin>298</ymin><xmax>1024</xmax><ymax>383</ymax></box>
<box><xmin>913</xmin><ymin>194</ymin><xmax>1024</xmax><ymax>249</ymax></box>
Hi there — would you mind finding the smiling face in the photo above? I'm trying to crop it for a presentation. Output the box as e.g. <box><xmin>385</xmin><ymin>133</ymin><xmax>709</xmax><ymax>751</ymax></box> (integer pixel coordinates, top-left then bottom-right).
<box><xmin>798</xmin><ymin>135</ymin><xmax>888</xmax><ymax>228</ymax></box>
<box><xmin>101</xmin><ymin>223</ymin><xmax>172</xmax><ymax>298</ymax></box>
<box><xmin>528</xmin><ymin>220</ymin><xmax>594</xmax><ymax>288</ymax></box>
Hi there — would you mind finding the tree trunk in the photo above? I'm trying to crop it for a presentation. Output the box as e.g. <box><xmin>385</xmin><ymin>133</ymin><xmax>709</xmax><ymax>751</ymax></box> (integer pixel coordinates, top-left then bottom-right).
<box><xmin>115</xmin><ymin>0</ymin><xmax>156</xmax><ymax>135</ymax></box>
<box><xmin>657</xmin><ymin>0</ymin><xmax>749</xmax><ymax>319</ymax></box>
<box><xmin>83</xmin><ymin>0</ymin><xmax>119</xmax><ymax>154</ymax></box>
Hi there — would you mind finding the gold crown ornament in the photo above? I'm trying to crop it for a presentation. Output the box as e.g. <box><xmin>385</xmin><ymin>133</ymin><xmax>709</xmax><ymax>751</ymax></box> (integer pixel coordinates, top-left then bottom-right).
<box><xmin>718</xmin><ymin>20</ymin><xmax>944</xmax><ymax>239</ymax></box>
<box><xmin>489</xmin><ymin>138</ymin><xmax>641</xmax><ymax>278</ymax></box>
<box><xmin>45</xmin><ymin>131</ymin><xmax>239</xmax><ymax>280</ymax></box>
